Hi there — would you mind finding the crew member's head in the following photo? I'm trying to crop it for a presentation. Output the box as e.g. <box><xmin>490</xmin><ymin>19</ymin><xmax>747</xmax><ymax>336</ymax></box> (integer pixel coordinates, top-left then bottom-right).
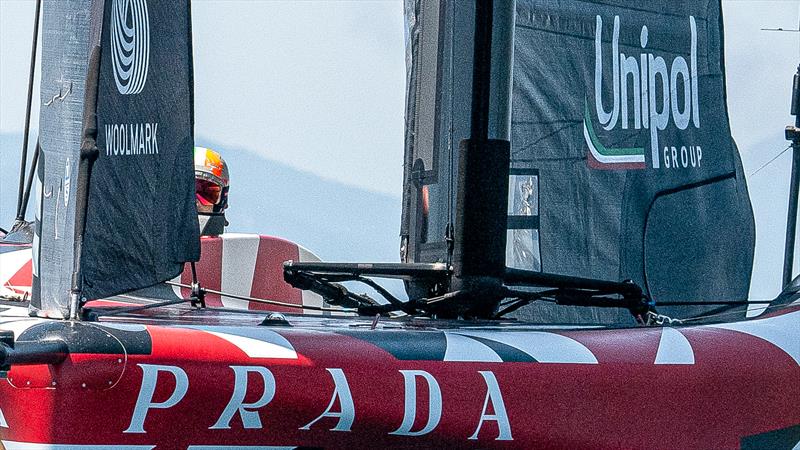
<box><xmin>194</xmin><ymin>146</ymin><xmax>229</xmax><ymax>236</ymax></box>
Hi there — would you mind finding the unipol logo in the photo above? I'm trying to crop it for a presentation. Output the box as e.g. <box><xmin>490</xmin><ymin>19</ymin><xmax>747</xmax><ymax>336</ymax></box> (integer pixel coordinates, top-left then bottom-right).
<box><xmin>110</xmin><ymin>0</ymin><xmax>150</xmax><ymax>95</ymax></box>
<box><xmin>584</xmin><ymin>15</ymin><xmax>703</xmax><ymax>170</ymax></box>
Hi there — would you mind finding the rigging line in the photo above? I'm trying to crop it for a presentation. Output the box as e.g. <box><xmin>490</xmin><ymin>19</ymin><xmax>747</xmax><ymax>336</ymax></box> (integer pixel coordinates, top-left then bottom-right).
<box><xmin>165</xmin><ymin>280</ymin><xmax>354</xmax><ymax>313</ymax></box>
<box><xmin>88</xmin><ymin>298</ymin><xmax>190</xmax><ymax>318</ymax></box>
<box><xmin>312</xmin><ymin>273</ymin><xmax>409</xmax><ymax>310</ymax></box>
<box><xmin>446</xmin><ymin>0</ymin><xmax>455</xmax><ymax>266</ymax></box>
<box><xmin>671</xmin><ymin>308</ymin><xmax>761</xmax><ymax>325</ymax></box>
<box><xmin>15</xmin><ymin>0</ymin><xmax>42</xmax><ymax>221</ymax></box>
<box><xmin>511</xmin><ymin>119</ymin><xmax>578</xmax><ymax>126</ymax></box>
<box><xmin>353</xmin><ymin>276</ymin><xmax>415</xmax><ymax>313</ymax></box>
<box><xmin>17</xmin><ymin>141</ymin><xmax>40</xmax><ymax>221</ymax></box>
<box><xmin>512</xmin><ymin>156</ymin><xmax>586</xmax><ymax>163</ymax></box>
<box><xmin>655</xmin><ymin>300</ymin><xmax>773</xmax><ymax>306</ymax></box>
<box><xmin>749</xmin><ymin>144</ymin><xmax>793</xmax><ymax>177</ymax></box>
<box><xmin>511</xmin><ymin>122</ymin><xmax>578</xmax><ymax>157</ymax></box>
<box><xmin>663</xmin><ymin>300</ymin><xmax>790</xmax><ymax>324</ymax></box>
<box><xmin>494</xmin><ymin>289</ymin><xmax>561</xmax><ymax>318</ymax></box>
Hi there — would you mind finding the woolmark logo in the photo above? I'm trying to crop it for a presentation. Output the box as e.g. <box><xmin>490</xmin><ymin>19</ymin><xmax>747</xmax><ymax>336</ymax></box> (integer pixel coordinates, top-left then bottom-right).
<box><xmin>110</xmin><ymin>0</ymin><xmax>150</xmax><ymax>95</ymax></box>
<box><xmin>584</xmin><ymin>16</ymin><xmax>703</xmax><ymax>170</ymax></box>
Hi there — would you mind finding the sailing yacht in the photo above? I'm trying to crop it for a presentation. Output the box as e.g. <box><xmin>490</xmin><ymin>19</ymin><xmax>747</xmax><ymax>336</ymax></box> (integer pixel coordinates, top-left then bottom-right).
<box><xmin>0</xmin><ymin>0</ymin><xmax>798</xmax><ymax>448</ymax></box>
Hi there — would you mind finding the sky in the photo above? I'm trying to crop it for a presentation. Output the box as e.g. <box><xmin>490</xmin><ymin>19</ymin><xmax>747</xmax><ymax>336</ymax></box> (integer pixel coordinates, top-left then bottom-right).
<box><xmin>1</xmin><ymin>0</ymin><xmax>408</xmax><ymax>197</ymax></box>
<box><xmin>1</xmin><ymin>0</ymin><xmax>800</xmax><ymax>300</ymax></box>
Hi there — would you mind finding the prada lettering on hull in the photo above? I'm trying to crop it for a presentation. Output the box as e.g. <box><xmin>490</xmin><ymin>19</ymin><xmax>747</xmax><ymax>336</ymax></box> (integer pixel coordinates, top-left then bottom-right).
<box><xmin>124</xmin><ymin>364</ymin><xmax>513</xmax><ymax>442</ymax></box>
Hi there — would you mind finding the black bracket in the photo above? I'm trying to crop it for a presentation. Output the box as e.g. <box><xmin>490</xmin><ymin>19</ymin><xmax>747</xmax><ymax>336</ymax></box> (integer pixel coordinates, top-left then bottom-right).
<box><xmin>189</xmin><ymin>261</ymin><xmax>206</xmax><ymax>308</ymax></box>
<box><xmin>786</xmin><ymin>126</ymin><xmax>800</xmax><ymax>143</ymax></box>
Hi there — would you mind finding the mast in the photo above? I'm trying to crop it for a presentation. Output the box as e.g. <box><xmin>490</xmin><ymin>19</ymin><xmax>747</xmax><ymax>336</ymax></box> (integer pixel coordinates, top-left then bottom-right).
<box><xmin>69</xmin><ymin>45</ymin><xmax>101</xmax><ymax>319</ymax></box>
<box><xmin>449</xmin><ymin>0</ymin><xmax>515</xmax><ymax>316</ymax></box>
<box><xmin>783</xmin><ymin>63</ymin><xmax>800</xmax><ymax>288</ymax></box>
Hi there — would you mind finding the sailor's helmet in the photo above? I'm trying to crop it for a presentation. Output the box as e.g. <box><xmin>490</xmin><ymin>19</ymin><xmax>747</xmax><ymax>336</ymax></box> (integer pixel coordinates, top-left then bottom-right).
<box><xmin>194</xmin><ymin>146</ymin><xmax>230</xmax><ymax>215</ymax></box>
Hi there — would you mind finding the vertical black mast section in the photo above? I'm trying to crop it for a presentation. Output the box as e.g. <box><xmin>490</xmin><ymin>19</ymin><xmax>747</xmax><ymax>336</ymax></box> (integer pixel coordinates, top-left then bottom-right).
<box><xmin>783</xmin><ymin>63</ymin><xmax>800</xmax><ymax>288</ymax></box>
<box><xmin>14</xmin><ymin>0</ymin><xmax>42</xmax><ymax>224</ymax></box>
<box><xmin>469</xmin><ymin>0</ymin><xmax>493</xmax><ymax>142</ymax></box>
<box><xmin>450</xmin><ymin>0</ymin><xmax>513</xmax><ymax>317</ymax></box>
<box><xmin>68</xmin><ymin>45</ymin><xmax>102</xmax><ymax>320</ymax></box>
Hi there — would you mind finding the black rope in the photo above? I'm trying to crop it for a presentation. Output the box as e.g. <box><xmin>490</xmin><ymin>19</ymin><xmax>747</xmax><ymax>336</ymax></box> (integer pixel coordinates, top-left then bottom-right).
<box><xmin>18</xmin><ymin>141</ymin><xmax>40</xmax><ymax>221</ymax></box>
<box><xmin>15</xmin><ymin>0</ymin><xmax>42</xmax><ymax>221</ymax></box>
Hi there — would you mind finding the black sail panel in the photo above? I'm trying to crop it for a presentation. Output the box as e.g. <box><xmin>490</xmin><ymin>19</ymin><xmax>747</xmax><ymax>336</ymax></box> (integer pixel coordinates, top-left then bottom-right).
<box><xmin>510</xmin><ymin>0</ymin><xmax>754</xmax><ymax>322</ymax></box>
<box><xmin>401</xmin><ymin>0</ymin><xmax>755</xmax><ymax>323</ymax></box>
<box><xmin>79</xmin><ymin>0</ymin><xmax>200</xmax><ymax>300</ymax></box>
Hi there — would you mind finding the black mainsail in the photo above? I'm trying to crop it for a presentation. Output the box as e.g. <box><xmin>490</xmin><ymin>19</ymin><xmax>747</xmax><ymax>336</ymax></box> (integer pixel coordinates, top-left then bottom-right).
<box><xmin>401</xmin><ymin>0</ymin><xmax>755</xmax><ymax>323</ymax></box>
<box><xmin>32</xmin><ymin>0</ymin><xmax>199</xmax><ymax>318</ymax></box>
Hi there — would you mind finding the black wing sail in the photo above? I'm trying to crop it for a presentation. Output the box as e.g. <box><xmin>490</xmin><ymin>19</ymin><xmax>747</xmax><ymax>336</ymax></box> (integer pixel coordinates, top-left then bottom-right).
<box><xmin>80</xmin><ymin>0</ymin><xmax>200</xmax><ymax>300</ymax></box>
<box><xmin>32</xmin><ymin>0</ymin><xmax>199</xmax><ymax>317</ymax></box>
<box><xmin>401</xmin><ymin>0</ymin><xmax>755</xmax><ymax>323</ymax></box>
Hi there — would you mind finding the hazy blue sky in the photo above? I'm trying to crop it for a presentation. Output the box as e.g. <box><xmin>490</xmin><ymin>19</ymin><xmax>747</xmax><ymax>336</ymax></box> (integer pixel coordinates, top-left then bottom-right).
<box><xmin>1</xmin><ymin>0</ymin><xmax>799</xmax><ymax>300</ymax></box>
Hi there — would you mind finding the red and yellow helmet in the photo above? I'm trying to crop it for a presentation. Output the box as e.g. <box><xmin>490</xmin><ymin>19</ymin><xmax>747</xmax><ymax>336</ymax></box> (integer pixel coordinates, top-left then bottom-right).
<box><xmin>194</xmin><ymin>146</ymin><xmax>230</xmax><ymax>214</ymax></box>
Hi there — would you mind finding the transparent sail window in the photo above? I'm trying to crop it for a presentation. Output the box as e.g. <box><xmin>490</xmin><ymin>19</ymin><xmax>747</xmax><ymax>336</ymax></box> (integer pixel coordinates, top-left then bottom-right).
<box><xmin>506</xmin><ymin>169</ymin><xmax>541</xmax><ymax>271</ymax></box>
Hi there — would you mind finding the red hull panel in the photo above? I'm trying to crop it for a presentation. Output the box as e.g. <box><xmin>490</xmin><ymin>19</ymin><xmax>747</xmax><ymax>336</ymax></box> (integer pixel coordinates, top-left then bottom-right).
<box><xmin>1</xmin><ymin>306</ymin><xmax>798</xmax><ymax>449</ymax></box>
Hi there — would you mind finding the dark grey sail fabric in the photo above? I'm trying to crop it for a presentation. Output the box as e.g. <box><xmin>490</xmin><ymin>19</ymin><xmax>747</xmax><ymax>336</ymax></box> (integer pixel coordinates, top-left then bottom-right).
<box><xmin>401</xmin><ymin>0</ymin><xmax>755</xmax><ymax>323</ymax></box>
<box><xmin>80</xmin><ymin>0</ymin><xmax>200</xmax><ymax>300</ymax></box>
<box><xmin>32</xmin><ymin>0</ymin><xmax>98</xmax><ymax>317</ymax></box>
<box><xmin>32</xmin><ymin>0</ymin><xmax>199</xmax><ymax>316</ymax></box>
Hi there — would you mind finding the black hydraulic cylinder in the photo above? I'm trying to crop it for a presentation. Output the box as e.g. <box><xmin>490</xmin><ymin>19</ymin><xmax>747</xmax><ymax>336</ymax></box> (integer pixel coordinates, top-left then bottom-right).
<box><xmin>0</xmin><ymin>341</ymin><xmax>69</xmax><ymax>367</ymax></box>
<box><xmin>452</xmin><ymin>138</ymin><xmax>510</xmax><ymax>280</ymax></box>
<box><xmin>0</xmin><ymin>331</ymin><xmax>69</xmax><ymax>377</ymax></box>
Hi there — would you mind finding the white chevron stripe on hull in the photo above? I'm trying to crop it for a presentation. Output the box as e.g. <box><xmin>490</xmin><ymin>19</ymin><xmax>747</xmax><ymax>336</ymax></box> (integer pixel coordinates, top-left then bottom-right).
<box><xmin>297</xmin><ymin>244</ymin><xmax>323</xmax><ymax>313</ymax></box>
<box><xmin>654</xmin><ymin>327</ymin><xmax>695</xmax><ymax>365</ymax></box>
<box><xmin>706</xmin><ymin>309</ymin><xmax>800</xmax><ymax>365</ymax></box>
<box><xmin>220</xmin><ymin>233</ymin><xmax>260</xmax><ymax>309</ymax></box>
<box><xmin>452</xmin><ymin>331</ymin><xmax>599</xmax><ymax>364</ymax></box>
<box><xmin>179</xmin><ymin>326</ymin><xmax>298</xmax><ymax>359</ymax></box>
<box><xmin>443</xmin><ymin>332</ymin><xmax>503</xmax><ymax>362</ymax></box>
